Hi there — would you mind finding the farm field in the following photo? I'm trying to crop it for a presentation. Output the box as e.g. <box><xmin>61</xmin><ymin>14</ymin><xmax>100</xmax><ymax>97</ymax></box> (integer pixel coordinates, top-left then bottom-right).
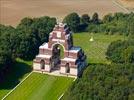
<box><xmin>0</xmin><ymin>0</ymin><xmax>126</xmax><ymax>26</ymax></box>
<box><xmin>0</xmin><ymin>33</ymin><xmax>126</xmax><ymax>99</ymax></box>
<box><xmin>4</xmin><ymin>73</ymin><xmax>74</xmax><ymax>100</ymax></box>
<box><xmin>117</xmin><ymin>0</ymin><xmax>134</xmax><ymax>10</ymax></box>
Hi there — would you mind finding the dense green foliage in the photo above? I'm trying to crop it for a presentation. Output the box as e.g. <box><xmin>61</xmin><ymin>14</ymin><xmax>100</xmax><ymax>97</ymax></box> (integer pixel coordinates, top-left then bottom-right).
<box><xmin>0</xmin><ymin>25</ymin><xmax>17</xmax><ymax>71</ymax></box>
<box><xmin>63</xmin><ymin>64</ymin><xmax>134</xmax><ymax>100</ymax></box>
<box><xmin>81</xmin><ymin>14</ymin><xmax>90</xmax><ymax>25</ymax></box>
<box><xmin>106</xmin><ymin>39</ymin><xmax>134</xmax><ymax>63</ymax></box>
<box><xmin>92</xmin><ymin>12</ymin><xmax>100</xmax><ymax>24</ymax></box>
<box><xmin>16</xmin><ymin>16</ymin><xmax>56</xmax><ymax>60</ymax></box>
<box><xmin>63</xmin><ymin>12</ymin><xmax>80</xmax><ymax>32</ymax></box>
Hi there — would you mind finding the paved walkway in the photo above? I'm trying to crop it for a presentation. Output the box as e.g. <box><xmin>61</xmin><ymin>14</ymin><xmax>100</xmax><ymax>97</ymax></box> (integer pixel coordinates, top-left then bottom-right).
<box><xmin>33</xmin><ymin>70</ymin><xmax>77</xmax><ymax>78</ymax></box>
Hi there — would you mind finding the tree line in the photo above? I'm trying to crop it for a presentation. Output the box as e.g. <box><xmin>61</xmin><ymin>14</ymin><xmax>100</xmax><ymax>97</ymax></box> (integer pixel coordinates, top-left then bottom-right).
<box><xmin>63</xmin><ymin>12</ymin><xmax>134</xmax><ymax>35</ymax></box>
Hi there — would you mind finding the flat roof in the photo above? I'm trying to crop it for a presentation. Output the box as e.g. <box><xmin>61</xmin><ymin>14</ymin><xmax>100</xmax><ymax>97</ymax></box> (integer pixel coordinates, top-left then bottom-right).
<box><xmin>69</xmin><ymin>46</ymin><xmax>81</xmax><ymax>53</ymax></box>
<box><xmin>36</xmin><ymin>54</ymin><xmax>51</xmax><ymax>58</ymax></box>
<box><xmin>39</xmin><ymin>43</ymin><xmax>48</xmax><ymax>49</ymax></box>
<box><xmin>62</xmin><ymin>57</ymin><xmax>76</xmax><ymax>62</ymax></box>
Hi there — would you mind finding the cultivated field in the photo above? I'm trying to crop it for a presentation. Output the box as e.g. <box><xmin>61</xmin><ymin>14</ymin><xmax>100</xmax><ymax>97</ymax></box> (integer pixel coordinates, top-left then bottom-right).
<box><xmin>4</xmin><ymin>73</ymin><xmax>74</xmax><ymax>100</ymax></box>
<box><xmin>0</xmin><ymin>0</ymin><xmax>126</xmax><ymax>26</ymax></box>
<box><xmin>118</xmin><ymin>0</ymin><xmax>134</xmax><ymax>10</ymax></box>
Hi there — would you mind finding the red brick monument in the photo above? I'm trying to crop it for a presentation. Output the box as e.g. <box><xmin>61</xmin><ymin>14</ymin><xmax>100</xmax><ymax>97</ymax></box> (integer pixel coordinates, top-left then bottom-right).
<box><xmin>33</xmin><ymin>23</ymin><xmax>87</xmax><ymax>76</ymax></box>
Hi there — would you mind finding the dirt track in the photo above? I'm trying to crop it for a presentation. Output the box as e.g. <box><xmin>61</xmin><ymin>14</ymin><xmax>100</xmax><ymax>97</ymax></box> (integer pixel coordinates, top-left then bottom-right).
<box><xmin>0</xmin><ymin>0</ymin><xmax>127</xmax><ymax>26</ymax></box>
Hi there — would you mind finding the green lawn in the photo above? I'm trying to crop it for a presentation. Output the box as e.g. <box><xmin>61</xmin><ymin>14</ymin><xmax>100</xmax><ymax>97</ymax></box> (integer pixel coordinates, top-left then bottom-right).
<box><xmin>73</xmin><ymin>33</ymin><xmax>127</xmax><ymax>64</ymax></box>
<box><xmin>5</xmin><ymin>73</ymin><xmax>74</xmax><ymax>100</ymax></box>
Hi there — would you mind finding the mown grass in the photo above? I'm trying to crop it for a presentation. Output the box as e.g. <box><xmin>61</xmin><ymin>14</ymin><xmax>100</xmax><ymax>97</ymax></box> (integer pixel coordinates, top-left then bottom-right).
<box><xmin>73</xmin><ymin>33</ymin><xmax>126</xmax><ymax>64</ymax></box>
<box><xmin>5</xmin><ymin>73</ymin><xmax>74</xmax><ymax>100</ymax></box>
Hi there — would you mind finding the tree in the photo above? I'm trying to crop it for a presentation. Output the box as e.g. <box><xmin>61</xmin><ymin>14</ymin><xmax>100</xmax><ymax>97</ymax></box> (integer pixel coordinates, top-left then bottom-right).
<box><xmin>103</xmin><ymin>13</ymin><xmax>113</xmax><ymax>23</ymax></box>
<box><xmin>16</xmin><ymin>16</ymin><xmax>56</xmax><ymax>60</ymax></box>
<box><xmin>63</xmin><ymin>12</ymin><xmax>80</xmax><ymax>32</ymax></box>
<box><xmin>122</xmin><ymin>46</ymin><xmax>134</xmax><ymax>63</ymax></box>
<box><xmin>113</xmin><ymin>12</ymin><xmax>125</xmax><ymax>20</ymax></box>
<box><xmin>92</xmin><ymin>12</ymin><xmax>99</xmax><ymax>24</ymax></box>
<box><xmin>32</xmin><ymin>16</ymin><xmax>56</xmax><ymax>44</ymax></box>
<box><xmin>16</xmin><ymin>26</ymin><xmax>40</xmax><ymax>60</ymax></box>
<box><xmin>81</xmin><ymin>14</ymin><xmax>90</xmax><ymax>25</ymax></box>
<box><xmin>0</xmin><ymin>49</ymin><xmax>12</xmax><ymax>70</ymax></box>
<box><xmin>17</xmin><ymin>17</ymin><xmax>33</xmax><ymax>26</ymax></box>
<box><xmin>106</xmin><ymin>40</ymin><xmax>134</xmax><ymax>63</ymax></box>
<box><xmin>0</xmin><ymin>25</ymin><xmax>17</xmax><ymax>72</ymax></box>
<box><xmin>128</xmin><ymin>18</ymin><xmax>134</xmax><ymax>36</ymax></box>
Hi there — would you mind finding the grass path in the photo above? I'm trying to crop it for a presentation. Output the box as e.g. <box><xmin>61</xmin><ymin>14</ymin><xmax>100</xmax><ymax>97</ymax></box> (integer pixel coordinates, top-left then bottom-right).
<box><xmin>5</xmin><ymin>73</ymin><xmax>74</xmax><ymax>100</ymax></box>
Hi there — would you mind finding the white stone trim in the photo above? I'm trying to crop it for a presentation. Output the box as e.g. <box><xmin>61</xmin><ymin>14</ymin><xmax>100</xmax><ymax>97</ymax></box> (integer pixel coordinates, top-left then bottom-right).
<box><xmin>45</xmin><ymin>64</ymin><xmax>51</xmax><ymax>72</ymax></box>
<box><xmin>69</xmin><ymin>47</ymin><xmax>81</xmax><ymax>53</ymax></box>
<box><xmin>56</xmin><ymin>31</ymin><xmax>61</xmax><ymax>38</ymax></box>
<box><xmin>70</xmin><ymin>68</ymin><xmax>77</xmax><ymax>76</ymax></box>
<box><xmin>60</xmin><ymin>67</ymin><xmax>66</xmax><ymax>73</ymax></box>
<box><xmin>52</xmin><ymin>39</ymin><xmax>65</xmax><ymax>43</ymax></box>
<box><xmin>36</xmin><ymin>54</ymin><xmax>51</xmax><ymax>59</ymax></box>
<box><xmin>33</xmin><ymin>63</ymin><xmax>41</xmax><ymax>70</ymax></box>
<box><xmin>39</xmin><ymin>43</ymin><xmax>48</xmax><ymax>49</ymax></box>
<box><xmin>58</xmin><ymin>93</ymin><xmax>64</xmax><ymax>100</ymax></box>
<box><xmin>62</xmin><ymin>57</ymin><xmax>76</xmax><ymax>62</ymax></box>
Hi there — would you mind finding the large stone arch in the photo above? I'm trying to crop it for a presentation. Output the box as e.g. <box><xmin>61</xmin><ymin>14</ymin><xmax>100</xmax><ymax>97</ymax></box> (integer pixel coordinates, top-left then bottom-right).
<box><xmin>50</xmin><ymin>43</ymin><xmax>65</xmax><ymax>70</ymax></box>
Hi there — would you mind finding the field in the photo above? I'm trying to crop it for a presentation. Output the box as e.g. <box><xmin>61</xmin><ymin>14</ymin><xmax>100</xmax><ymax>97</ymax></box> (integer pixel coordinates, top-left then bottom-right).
<box><xmin>0</xmin><ymin>33</ymin><xmax>126</xmax><ymax>99</ymax></box>
<box><xmin>0</xmin><ymin>0</ymin><xmax>126</xmax><ymax>26</ymax></box>
<box><xmin>4</xmin><ymin>73</ymin><xmax>74</xmax><ymax>100</ymax></box>
<box><xmin>73</xmin><ymin>33</ymin><xmax>126</xmax><ymax>64</ymax></box>
<box><xmin>117</xmin><ymin>0</ymin><xmax>134</xmax><ymax>11</ymax></box>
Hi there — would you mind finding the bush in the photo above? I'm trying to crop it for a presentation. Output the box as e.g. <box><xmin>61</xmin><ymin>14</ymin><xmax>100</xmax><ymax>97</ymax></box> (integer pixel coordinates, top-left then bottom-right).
<box><xmin>106</xmin><ymin>40</ymin><xmax>134</xmax><ymax>63</ymax></box>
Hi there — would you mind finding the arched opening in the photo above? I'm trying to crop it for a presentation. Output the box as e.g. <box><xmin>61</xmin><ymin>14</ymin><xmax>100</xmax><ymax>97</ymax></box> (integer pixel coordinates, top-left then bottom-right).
<box><xmin>51</xmin><ymin>44</ymin><xmax>64</xmax><ymax>70</ymax></box>
<box><xmin>40</xmin><ymin>60</ymin><xmax>45</xmax><ymax>69</ymax></box>
<box><xmin>65</xmin><ymin>63</ymin><xmax>70</xmax><ymax>73</ymax></box>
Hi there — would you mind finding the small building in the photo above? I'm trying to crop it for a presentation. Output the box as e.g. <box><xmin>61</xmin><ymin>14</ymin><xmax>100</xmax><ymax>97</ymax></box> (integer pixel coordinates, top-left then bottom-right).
<box><xmin>33</xmin><ymin>23</ymin><xmax>87</xmax><ymax>76</ymax></box>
